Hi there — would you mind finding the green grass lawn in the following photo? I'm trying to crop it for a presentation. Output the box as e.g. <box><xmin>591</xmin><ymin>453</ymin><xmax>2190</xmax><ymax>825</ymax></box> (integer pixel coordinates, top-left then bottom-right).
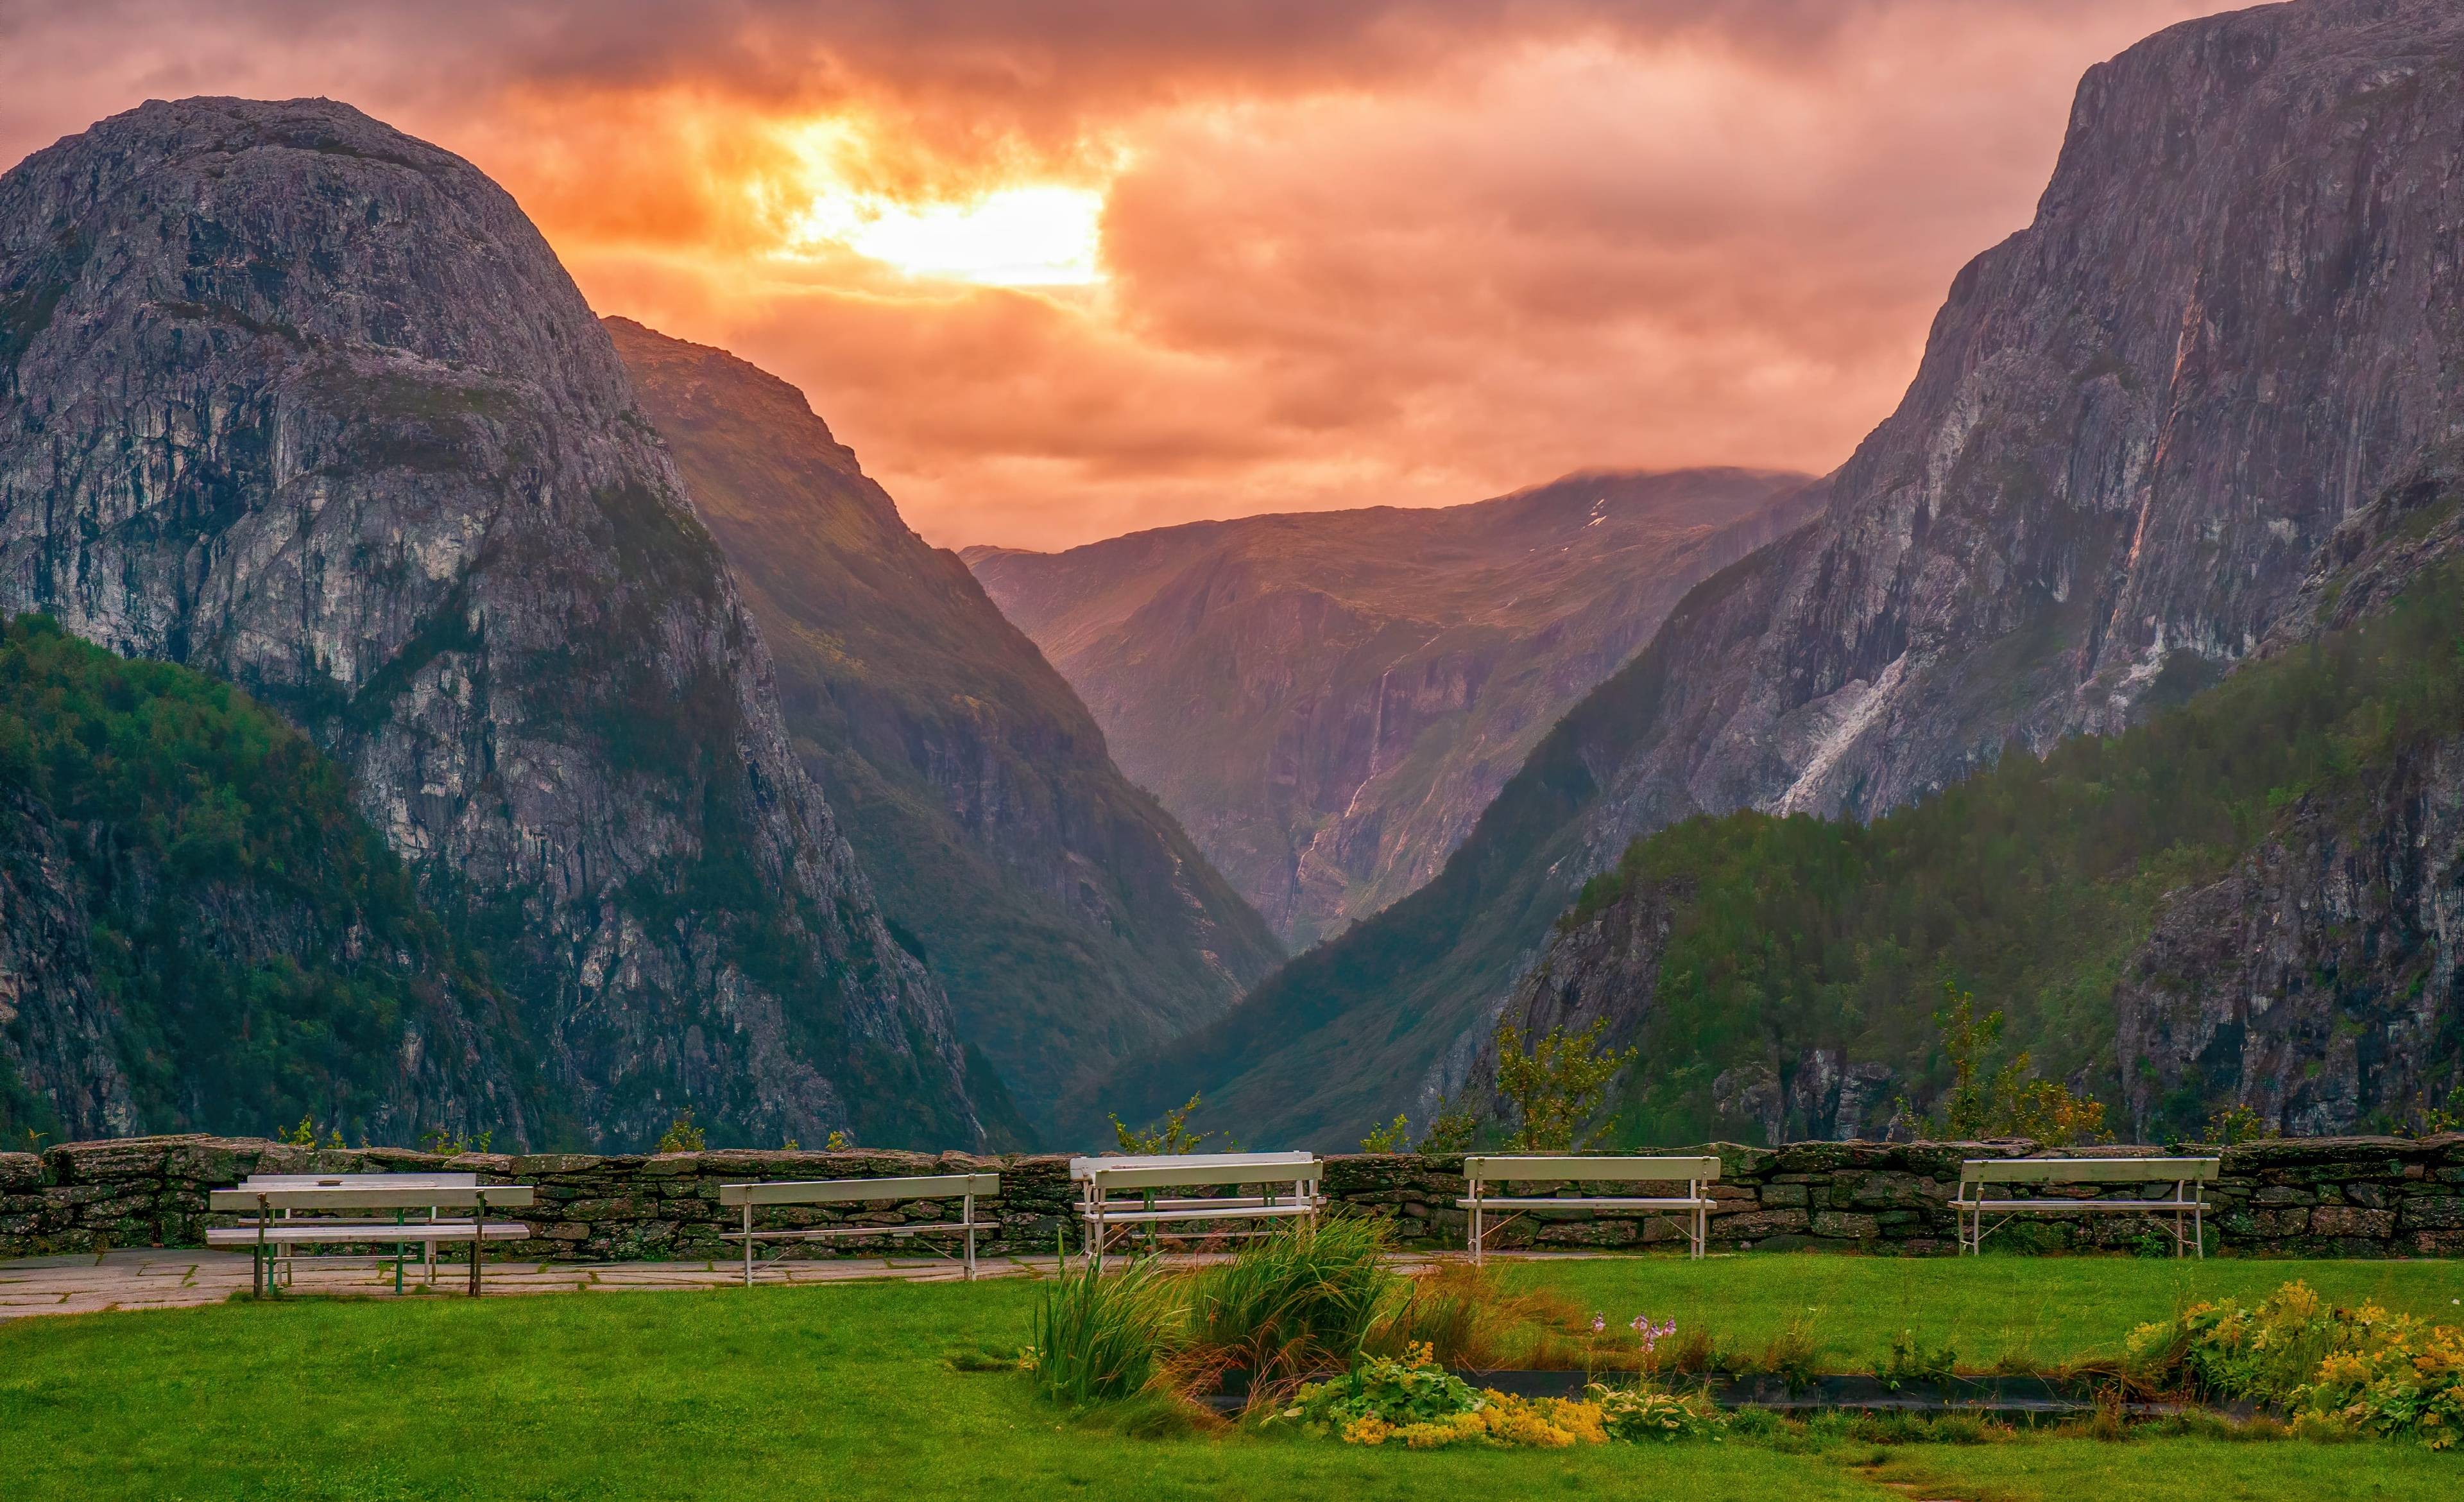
<box><xmin>1510</xmin><ymin>1255</ymin><xmax>2464</xmax><ymax>1369</ymax></box>
<box><xmin>0</xmin><ymin>1256</ymin><xmax>2455</xmax><ymax>1501</ymax></box>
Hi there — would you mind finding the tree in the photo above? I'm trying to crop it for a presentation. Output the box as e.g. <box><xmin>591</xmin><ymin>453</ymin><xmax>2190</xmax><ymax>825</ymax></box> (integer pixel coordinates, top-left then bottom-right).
<box><xmin>1494</xmin><ymin>1019</ymin><xmax>1636</xmax><ymax>1152</ymax></box>
<box><xmin>1929</xmin><ymin>982</ymin><xmax>2109</xmax><ymax>1146</ymax></box>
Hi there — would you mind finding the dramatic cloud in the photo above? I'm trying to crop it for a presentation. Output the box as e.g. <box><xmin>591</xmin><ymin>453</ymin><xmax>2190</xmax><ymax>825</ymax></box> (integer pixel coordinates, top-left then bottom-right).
<box><xmin>0</xmin><ymin>0</ymin><xmax>2235</xmax><ymax>548</ymax></box>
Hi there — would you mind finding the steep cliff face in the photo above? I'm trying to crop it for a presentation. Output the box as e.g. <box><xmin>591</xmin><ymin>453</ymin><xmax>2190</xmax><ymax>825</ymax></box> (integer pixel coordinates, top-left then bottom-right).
<box><xmin>607</xmin><ymin>320</ymin><xmax>1281</xmax><ymax>1130</ymax></box>
<box><xmin>0</xmin><ymin>98</ymin><xmax>996</xmax><ymax>1150</ymax></box>
<box><xmin>0</xmin><ymin>617</ymin><xmax>527</xmax><ymax>1146</ymax></box>
<box><xmin>968</xmin><ymin>469</ymin><xmax>1815</xmax><ymax>948</ymax></box>
<box><xmin>2112</xmin><ymin>739</ymin><xmax>2464</xmax><ymax>1138</ymax></box>
<box><xmin>2112</xmin><ymin>456</ymin><xmax>2464</xmax><ymax>1139</ymax></box>
<box><xmin>1091</xmin><ymin>0</ymin><xmax>2464</xmax><ymax>1148</ymax></box>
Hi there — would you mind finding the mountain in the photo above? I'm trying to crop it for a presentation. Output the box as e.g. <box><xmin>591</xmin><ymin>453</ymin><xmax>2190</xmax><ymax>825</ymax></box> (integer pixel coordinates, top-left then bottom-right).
<box><xmin>605</xmin><ymin>319</ymin><xmax>1282</xmax><ymax>1132</ymax></box>
<box><xmin>0</xmin><ymin>616</ymin><xmax>530</xmax><ymax>1148</ymax></box>
<box><xmin>0</xmin><ymin>97</ymin><xmax>1008</xmax><ymax>1151</ymax></box>
<box><xmin>965</xmin><ymin>469</ymin><xmax>1816</xmax><ymax>949</ymax></box>
<box><xmin>1088</xmin><ymin>0</ymin><xmax>2464</xmax><ymax>1148</ymax></box>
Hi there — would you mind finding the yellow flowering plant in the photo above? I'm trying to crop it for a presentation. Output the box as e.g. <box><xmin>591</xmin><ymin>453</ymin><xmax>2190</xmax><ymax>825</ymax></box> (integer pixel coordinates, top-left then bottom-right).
<box><xmin>2128</xmin><ymin>1280</ymin><xmax>2464</xmax><ymax>1448</ymax></box>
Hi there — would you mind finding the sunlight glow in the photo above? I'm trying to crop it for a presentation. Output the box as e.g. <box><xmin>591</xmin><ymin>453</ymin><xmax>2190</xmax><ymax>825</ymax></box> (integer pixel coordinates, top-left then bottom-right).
<box><xmin>787</xmin><ymin>182</ymin><xmax>1106</xmax><ymax>286</ymax></box>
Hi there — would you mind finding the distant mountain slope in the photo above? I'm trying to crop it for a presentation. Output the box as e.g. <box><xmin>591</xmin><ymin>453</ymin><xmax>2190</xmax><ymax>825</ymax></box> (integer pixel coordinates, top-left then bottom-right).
<box><xmin>0</xmin><ymin>616</ymin><xmax>529</xmax><ymax>1146</ymax></box>
<box><xmin>1087</xmin><ymin>0</ymin><xmax>2464</xmax><ymax>1148</ymax></box>
<box><xmin>608</xmin><ymin>320</ymin><xmax>1282</xmax><ymax>1133</ymax></box>
<box><xmin>1491</xmin><ymin>537</ymin><xmax>2464</xmax><ymax>1148</ymax></box>
<box><xmin>0</xmin><ymin>97</ymin><xmax>1000</xmax><ymax>1151</ymax></box>
<box><xmin>966</xmin><ymin>469</ymin><xmax>1816</xmax><ymax>949</ymax></box>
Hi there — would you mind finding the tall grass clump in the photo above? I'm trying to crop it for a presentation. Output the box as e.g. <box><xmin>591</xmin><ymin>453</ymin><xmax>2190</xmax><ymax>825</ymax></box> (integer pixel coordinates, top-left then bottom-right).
<box><xmin>1187</xmin><ymin>1218</ymin><xmax>1401</xmax><ymax>1398</ymax></box>
<box><xmin>1030</xmin><ymin>1256</ymin><xmax>1183</xmax><ymax>1404</ymax></box>
<box><xmin>1367</xmin><ymin>1261</ymin><xmax>1587</xmax><ymax>1369</ymax></box>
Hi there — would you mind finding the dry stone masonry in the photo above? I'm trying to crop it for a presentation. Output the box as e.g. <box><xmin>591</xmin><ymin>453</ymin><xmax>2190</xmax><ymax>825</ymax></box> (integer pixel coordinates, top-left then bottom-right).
<box><xmin>3</xmin><ymin>1135</ymin><xmax>2458</xmax><ymax>1261</ymax></box>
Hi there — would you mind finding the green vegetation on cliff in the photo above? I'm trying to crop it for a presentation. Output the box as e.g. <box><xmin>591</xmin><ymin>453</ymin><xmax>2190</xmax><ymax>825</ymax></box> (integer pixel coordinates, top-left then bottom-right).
<box><xmin>0</xmin><ymin>616</ymin><xmax>526</xmax><ymax>1144</ymax></box>
<box><xmin>1572</xmin><ymin>562</ymin><xmax>2464</xmax><ymax>1146</ymax></box>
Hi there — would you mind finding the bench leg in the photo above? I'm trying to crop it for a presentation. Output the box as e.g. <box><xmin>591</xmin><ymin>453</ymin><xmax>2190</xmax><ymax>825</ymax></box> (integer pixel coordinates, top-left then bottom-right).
<box><xmin>1470</xmin><ymin>1200</ymin><xmax>1483</xmax><ymax>1267</ymax></box>
<box><xmin>964</xmin><ymin>1193</ymin><xmax>977</xmax><ymax>1283</ymax></box>
<box><xmin>744</xmin><ymin>1204</ymin><xmax>755</xmax><ymax>1289</ymax></box>
<box><xmin>468</xmin><ymin>1229</ymin><xmax>482</xmax><ymax>1297</ymax></box>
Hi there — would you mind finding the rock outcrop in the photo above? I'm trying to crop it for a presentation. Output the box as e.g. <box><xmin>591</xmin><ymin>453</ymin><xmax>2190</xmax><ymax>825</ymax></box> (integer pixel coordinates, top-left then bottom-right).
<box><xmin>0</xmin><ymin>98</ymin><xmax>997</xmax><ymax>1150</ymax></box>
<box><xmin>968</xmin><ymin>469</ymin><xmax>1816</xmax><ymax>948</ymax></box>
<box><xmin>1092</xmin><ymin>0</ymin><xmax>2464</xmax><ymax>1148</ymax></box>
<box><xmin>608</xmin><ymin>320</ymin><xmax>1281</xmax><ymax>1132</ymax></box>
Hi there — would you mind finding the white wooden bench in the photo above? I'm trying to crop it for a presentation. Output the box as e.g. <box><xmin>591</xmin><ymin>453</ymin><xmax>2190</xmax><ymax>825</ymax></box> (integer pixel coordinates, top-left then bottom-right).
<box><xmin>1070</xmin><ymin>1152</ymin><xmax>1321</xmax><ymax>1272</ymax></box>
<box><xmin>1955</xmin><ymin>1157</ymin><xmax>2221</xmax><ymax>1257</ymax></box>
<box><xmin>1460</xmin><ymin>1155</ymin><xmax>1722</xmax><ymax>1263</ymax></box>
<box><xmin>207</xmin><ymin>1173</ymin><xmax>535</xmax><ymax>1295</ymax></box>
<box><xmin>718</xmin><ymin>1173</ymin><xmax>999</xmax><ymax>1286</ymax></box>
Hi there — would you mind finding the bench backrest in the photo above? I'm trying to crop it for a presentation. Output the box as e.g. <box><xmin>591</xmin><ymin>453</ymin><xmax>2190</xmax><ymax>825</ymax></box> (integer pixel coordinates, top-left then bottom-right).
<box><xmin>1068</xmin><ymin>1151</ymin><xmax>1316</xmax><ymax>1178</ymax></box>
<box><xmin>1959</xmin><ymin>1157</ymin><xmax>2220</xmax><ymax>1186</ymax></box>
<box><xmin>209</xmin><ymin>1183</ymin><xmax>535</xmax><ymax>1213</ymax></box>
<box><xmin>243</xmin><ymin>1173</ymin><xmax>479</xmax><ymax>1190</ymax></box>
<box><xmin>1075</xmin><ymin>1153</ymin><xmax>1320</xmax><ymax>1195</ymax></box>
<box><xmin>1464</xmin><ymin>1155</ymin><xmax>1722</xmax><ymax>1186</ymax></box>
<box><xmin>718</xmin><ymin>1173</ymin><xmax>998</xmax><ymax>1207</ymax></box>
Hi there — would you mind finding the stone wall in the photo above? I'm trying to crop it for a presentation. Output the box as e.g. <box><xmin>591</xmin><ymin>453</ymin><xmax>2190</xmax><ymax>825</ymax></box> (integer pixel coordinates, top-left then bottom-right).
<box><xmin>3</xmin><ymin>1135</ymin><xmax>2458</xmax><ymax>1261</ymax></box>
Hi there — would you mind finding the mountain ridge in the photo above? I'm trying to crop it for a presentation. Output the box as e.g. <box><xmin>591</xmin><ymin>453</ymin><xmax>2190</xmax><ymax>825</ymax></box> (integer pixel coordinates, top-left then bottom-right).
<box><xmin>968</xmin><ymin>467</ymin><xmax>1819</xmax><ymax>949</ymax></box>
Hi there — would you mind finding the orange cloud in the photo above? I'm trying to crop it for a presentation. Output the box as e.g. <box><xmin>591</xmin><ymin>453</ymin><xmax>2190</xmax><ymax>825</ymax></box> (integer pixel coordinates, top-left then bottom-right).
<box><xmin>0</xmin><ymin>1</ymin><xmax>2237</xmax><ymax>548</ymax></box>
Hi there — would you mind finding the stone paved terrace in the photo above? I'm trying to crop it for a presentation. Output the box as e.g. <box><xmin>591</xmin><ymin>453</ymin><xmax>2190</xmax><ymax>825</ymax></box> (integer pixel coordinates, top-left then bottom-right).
<box><xmin>0</xmin><ymin>1248</ymin><xmax>1057</xmax><ymax>1320</ymax></box>
<box><xmin>0</xmin><ymin>1247</ymin><xmax>1499</xmax><ymax>1321</ymax></box>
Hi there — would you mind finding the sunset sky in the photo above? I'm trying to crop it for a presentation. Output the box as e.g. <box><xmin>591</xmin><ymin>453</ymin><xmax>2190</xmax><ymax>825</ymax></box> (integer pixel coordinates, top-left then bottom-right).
<box><xmin>0</xmin><ymin>0</ymin><xmax>2239</xmax><ymax>550</ymax></box>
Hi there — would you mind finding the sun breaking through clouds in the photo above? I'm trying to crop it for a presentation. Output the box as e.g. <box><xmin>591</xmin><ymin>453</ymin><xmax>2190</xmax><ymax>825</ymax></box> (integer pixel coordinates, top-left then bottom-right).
<box><xmin>0</xmin><ymin>0</ymin><xmax>2239</xmax><ymax>549</ymax></box>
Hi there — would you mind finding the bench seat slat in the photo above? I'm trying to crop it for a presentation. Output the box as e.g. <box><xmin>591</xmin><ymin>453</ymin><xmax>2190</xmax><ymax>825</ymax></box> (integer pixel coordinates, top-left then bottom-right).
<box><xmin>719</xmin><ymin>1173</ymin><xmax>997</xmax><ymax>1207</ymax></box>
<box><xmin>1084</xmin><ymin>1203</ymin><xmax>1319</xmax><ymax>1225</ymax></box>
<box><xmin>1084</xmin><ymin>1195</ymin><xmax>1288</xmax><ymax>1211</ymax></box>
<box><xmin>205</xmin><ymin>1222</ymin><xmax>531</xmax><ymax>1245</ymax></box>
<box><xmin>721</xmin><ymin>1220</ymin><xmax>998</xmax><ymax>1242</ymax></box>
<box><xmin>1457</xmin><ymin>1196</ymin><xmax>1714</xmax><ymax>1211</ymax></box>
<box><xmin>1960</xmin><ymin>1198</ymin><xmax>2206</xmax><ymax>1212</ymax></box>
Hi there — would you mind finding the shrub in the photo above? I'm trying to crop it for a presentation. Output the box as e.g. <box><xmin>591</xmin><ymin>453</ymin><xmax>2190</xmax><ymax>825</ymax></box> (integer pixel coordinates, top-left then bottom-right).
<box><xmin>1028</xmin><ymin>1257</ymin><xmax>1183</xmax><ymax>1406</ymax></box>
<box><xmin>1279</xmin><ymin>1342</ymin><xmax>1484</xmax><ymax>1433</ymax></box>
<box><xmin>653</xmin><ymin>1111</ymin><xmax>705</xmax><ymax>1153</ymax></box>
<box><xmin>1872</xmin><ymin>1329</ymin><xmax>1958</xmax><ymax>1390</ymax></box>
<box><xmin>2126</xmin><ymin>1281</ymin><xmax>2345</xmax><ymax>1404</ymax></box>
<box><xmin>1414</xmin><ymin>1107</ymin><xmax>1478</xmax><ymax>1153</ymax></box>
<box><xmin>1278</xmin><ymin>1345</ymin><xmax>1722</xmax><ymax>1449</ymax></box>
<box><xmin>1358</xmin><ymin>1115</ymin><xmax>1411</xmax><ymax>1152</ymax></box>
<box><xmin>1108</xmin><ymin>1092</ymin><xmax>1220</xmax><ymax>1154</ymax></box>
<box><xmin>2127</xmin><ymin>1279</ymin><xmax>2464</xmax><ymax>1447</ymax></box>
<box><xmin>1362</xmin><ymin>1107</ymin><xmax>1481</xmax><ymax>1153</ymax></box>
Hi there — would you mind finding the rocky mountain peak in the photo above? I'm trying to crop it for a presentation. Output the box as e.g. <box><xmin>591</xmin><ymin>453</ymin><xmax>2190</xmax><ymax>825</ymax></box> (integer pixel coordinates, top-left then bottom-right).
<box><xmin>0</xmin><ymin>96</ymin><xmax>999</xmax><ymax>1149</ymax></box>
